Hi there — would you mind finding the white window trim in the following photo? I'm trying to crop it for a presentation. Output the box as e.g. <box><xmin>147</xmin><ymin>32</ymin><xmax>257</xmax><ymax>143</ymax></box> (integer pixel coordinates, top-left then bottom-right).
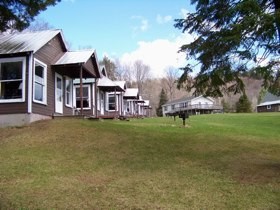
<box><xmin>106</xmin><ymin>92</ymin><xmax>118</xmax><ymax>112</ymax></box>
<box><xmin>65</xmin><ymin>77</ymin><xmax>73</xmax><ymax>108</ymax></box>
<box><xmin>97</xmin><ymin>89</ymin><xmax>100</xmax><ymax>111</ymax></box>
<box><xmin>74</xmin><ymin>84</ymin><xmax>91</xmax><ymax>110</ymax></box>
<box><xmin>0</xmin><ymin>57</ymin><xmax>26</xmax><ymax>103</ymax></box>
<box><xmin>267</xmin><ymin>105</ymin><xmax>271</xmax><ymax>109</ymax></box>
<box><xmin>33</xmin><ymin>58</ymin><xmax>47</xmax><ymax>105</ymax></box>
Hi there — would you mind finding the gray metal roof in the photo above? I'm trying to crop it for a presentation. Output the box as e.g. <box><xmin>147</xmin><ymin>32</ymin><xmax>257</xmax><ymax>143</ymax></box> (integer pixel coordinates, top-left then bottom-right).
<box><xmin>261</xmin><ymin>92</ymin><xmax>280</xmax><ymax>103</ymax></box>
<box><xmin>114</xmin><ymin>81</ymin><xmax>126</xmax><ymax>89</ymax></box>
<box><xmin>124</xmin><ymin>88</ymin><xmax>139</xmax><ymax>97</ymax></box>
<box><xmin>257</xmin><ymin>100</ymin><xmax>280</xmax><ymax>106</ymax></box>
<box><xmin>97</xmin><ymin>76</ymin><xmax>124</xmax><ymax>92</ymax></box>
<box><xmin>162</xmin><ymin>95</ymin><xmax>214</xmax><ymax>106</ymax></box>
<box><xmin>54</xmin><ymin>50</ymin><xmax>95</xmax><ymax>65</ymax></box>
<box><xmin>163</xmin><ymin>96</ymin><xmax>196</xmax><ymax>106</ymax></box>
<box><xmin>0</xmin><ymin>29</ymin><xmax>64</xmax><ymax>54</ymax></box>
<box><xmin>257</xmin><ymin>92</ymin><xmax>280</xmax><ymax>106</ymax></box>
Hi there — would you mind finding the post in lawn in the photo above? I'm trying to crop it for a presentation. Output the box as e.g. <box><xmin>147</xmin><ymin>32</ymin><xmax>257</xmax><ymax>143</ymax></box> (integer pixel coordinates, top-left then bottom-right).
<box><xmin>179</xmin><ymin>112</ymin><xmax>189</xmax><ymax>127</ymax></box>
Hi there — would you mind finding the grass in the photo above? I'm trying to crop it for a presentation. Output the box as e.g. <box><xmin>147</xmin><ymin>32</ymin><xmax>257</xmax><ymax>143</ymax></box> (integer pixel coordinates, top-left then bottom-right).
<box><xmin>0</xmin><ymin>113</ymin><xmax>279</xmax><ymax>209</ymax></box>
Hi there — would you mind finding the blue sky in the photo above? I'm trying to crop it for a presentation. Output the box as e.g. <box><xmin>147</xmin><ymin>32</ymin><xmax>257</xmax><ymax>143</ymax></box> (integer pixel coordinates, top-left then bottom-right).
<box><xmin>37</xmin><ymin>0</ymin><xmax>194</xmax><ymax>77</ymax></box>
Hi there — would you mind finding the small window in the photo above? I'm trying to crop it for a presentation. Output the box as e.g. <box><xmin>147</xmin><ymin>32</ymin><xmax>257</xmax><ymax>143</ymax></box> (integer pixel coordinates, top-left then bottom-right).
<box><xmin>107</xmin><ymin>93</ymin><xmax>117</xmax><ymax>111</ymax></box>
<box><xmin>267</xmin><ymin>105</ymin><xmax>271</xmax><ymax>109</ymax></box>
<box><xmin>164</xmin><ymin>106</ymin><xmax>167</xmax><ymax>111</ymax></box>
<box><xmin>65</xmin><ymin>78</ymin><xmax>73</xmax><ymax>107</ymax></box>
<box><xmin>33</xmin><ymin>59</ymin><xmax>47</xmax><ymax>104</ymax></box>
<box><xmin>75</xmin><ymin>85</ymin><xmax>90</xmax><ymax>109</ymax></box>
<box><xmin>0</xmin><ymin>57</ymin><xmax>25</xmax><ymax>103</ymax></box>
<box><xmin>171</xmin><ymin>104</ymin><xmax>175</xmax><ymax>110</ymax></box>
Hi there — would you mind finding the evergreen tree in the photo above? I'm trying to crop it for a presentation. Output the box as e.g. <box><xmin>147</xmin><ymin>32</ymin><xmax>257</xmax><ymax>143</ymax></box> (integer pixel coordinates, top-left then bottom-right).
<box><xmin>156</xmin><ymin>89</ymin><xmax>168</xmax><ymax>117</ymax></box>
<box><xmin>99</xmin><ymin>56</ymin><xmax>117</xmax><ymax>80</ymax></box>
<box><xmin>236</xmin><ymin>94</ymin><xmax>252</xmax><ymax>113</ymax></box>
<box><xmin>221</xmin><ymin>99</ymin><xmax>231</xmax><ymax>113</ymax></box>
<box><xmin>0</xmin><ymin>0</ymin><xmax>60</xmax><ymax>32</ymax></box>
<box><xmin>175</xmin><ymin>0</ymin><xmax>280</xmax><ymax>97</ymax></box>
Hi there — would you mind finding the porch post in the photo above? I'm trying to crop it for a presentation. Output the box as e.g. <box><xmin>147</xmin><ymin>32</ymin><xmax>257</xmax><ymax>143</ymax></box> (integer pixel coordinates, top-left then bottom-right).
<box><xmin>80</xmin><ymin>66</ymin><xmax>83</xmax><ymax>116</ymax></box>
<box><xmin>95</xmin><ymin>78</ymin><xmax>98</xmax><ymax>118</ymax></box>
<box><xmin>120</xmin><ymin>92</ymin><xmax>123</xmax><ymax>116</ymax></box>
<box><xmin>114</xmin><ymin>87</ymin><xmax>117</xmax><ymax>118</ymax></box>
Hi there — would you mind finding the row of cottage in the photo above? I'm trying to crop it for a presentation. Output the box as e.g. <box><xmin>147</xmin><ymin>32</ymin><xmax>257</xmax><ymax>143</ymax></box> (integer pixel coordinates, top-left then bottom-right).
<box><xmin>0</xmin><ymin>29</ymin><xmax>151</xmax><ymax>127</ymax></box>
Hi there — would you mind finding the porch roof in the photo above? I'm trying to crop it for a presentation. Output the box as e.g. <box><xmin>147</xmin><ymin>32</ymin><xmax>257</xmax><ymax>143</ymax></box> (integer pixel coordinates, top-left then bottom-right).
<box><xmin>123</xmin><ymin>88</ymin><xmax>139</xmax><ymax>99</ymax></box>
<box><xmin>257</xmin><ymin>100</ymin><xmax>280</xmax><ymax>107</ymax></box>
<box><xmin>52</xmin><ymin>50</ymin><xmax>101</xmax><ymax>78</ymax></box>
<box><xmin>97</xmin><ymin>76</ymin><xmax>124</xmax><ymax>92</ymax></box>
<box><xmin>136</xmin><ymin>96</ymin><xmax>145</xmax><ymax>104</ymax></box>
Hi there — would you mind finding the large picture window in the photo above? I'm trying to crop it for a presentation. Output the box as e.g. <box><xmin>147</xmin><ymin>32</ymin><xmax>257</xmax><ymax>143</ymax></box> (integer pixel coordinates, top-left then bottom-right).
<box><xmin>33</xmin><ymin>59</ymin><xmax>47</xmax><ymax>104</ymax></box>
<box><xmin>0</xmin><ymin>57</ymin><xmax>25</xmax><ymax>103</ymax></box>
<box><xmin>75</xmin><ymin>85</ymin><xmax>90</xmax><ymax>109</ymax></box>
<box><xmin>65</xmin><ymin>78</ymin><xmax>73</xmax><ymax>107</ymax></box>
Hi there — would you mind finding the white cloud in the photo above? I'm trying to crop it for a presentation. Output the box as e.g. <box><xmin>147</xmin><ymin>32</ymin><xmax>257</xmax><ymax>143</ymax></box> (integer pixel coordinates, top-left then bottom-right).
<box><xmin>156</xmin><ymin>15</ymin><xmax>172</xmax><ymax>24</ymax></box>
<box><xmin>120</xmin><ymin>34</ymin><xmax>194</xmax><ymax>78</ymax></box>
<box><xmin>131</xmin><ymin>16</ymin><xmax>149</xmax><ymax>33</ymax></box>
<box><xmin>140</xmin><ymin>19</ymin><xmax>148</xmax><ymax>31</ymax></box>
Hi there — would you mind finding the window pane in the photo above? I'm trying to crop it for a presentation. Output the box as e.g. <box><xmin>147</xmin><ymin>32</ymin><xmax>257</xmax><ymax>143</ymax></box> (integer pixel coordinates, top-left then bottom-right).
<box><xmin>0</xmin><ymin>81</ymin><xmax>22</xmax><ymax>99</ymax></box>
<box><xmin>57</xmin><ymin>89</ymin><xmax>62</xmax><ymax>102</ymax></box>
<box><xmin>75</xmin><ymin>86</ymin><xmax>89</xmax><ymax>108</ymax></box>
<box><xmin>66</xmin><ymin>92</ymin><xmax>70</xmax><ymax>105</ymax></box>
<box><xmin>57</xmin><ymin>77</ymin><xmax>62</xmax><ymax>89</ymax></box>
<box><xmin>0</xmin><ymin>62</ymin><xmax>22</xmax><ymax>80</ymax></box>
<box><xmin>35</xmin><ymin>83</ymin><xmax>43</xmax><ymax>101</ymax></box>
<box><xmin>109</xmin><ymin>95</ymin><xmax>115</xmax><ymax>103</ymax></box>
<box><xmin>66</xmin><ymin>80</ymin><xmax>71</xmax><ymax>92</ymax></box>
<box><xmin>83</xmin><ymin>87</ymin><xmax>88</xmax><ymax>95</ymax></box>
<box><xmin>75</xmin><ymin>99</ymin><xmax>89</xmax><ymax>108</ymax></box>
<box><xmin>35</xmin><ymin>65</ymin><xmax>44</xmax><ymax>84</ymax></box>
<box><xmin>75</xmin><ymin>87</ymin><xmax>88</xmax><ymax>96</ymax></box>
<box><xmin>108</xmin><ymin>94</ymin><xmax>115</xmax><ymax>110</ymax></box>
<box><xmin>109</xmin><ymin>104</ymin><xmax>115</xmax><ymax>110</ymax></box>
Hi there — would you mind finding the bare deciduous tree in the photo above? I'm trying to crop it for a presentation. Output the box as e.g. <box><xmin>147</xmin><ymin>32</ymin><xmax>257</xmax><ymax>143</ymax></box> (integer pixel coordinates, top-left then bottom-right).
<box><xmin>133</xmin><ymin>60</ymin><xmax>151</xmax><ymax>95</ymax></box>
<box><xmin>162</xmin><ymin>67</ymin><xmax>179</xmax><ymax>101</ymax></box>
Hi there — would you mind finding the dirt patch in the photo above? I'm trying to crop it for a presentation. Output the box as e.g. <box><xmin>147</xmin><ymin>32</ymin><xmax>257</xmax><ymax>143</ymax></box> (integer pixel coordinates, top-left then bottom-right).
<box><xmin>231</xmin><ymin>159</ymin><xmax>280</xmax><ymax>184</ymax></box>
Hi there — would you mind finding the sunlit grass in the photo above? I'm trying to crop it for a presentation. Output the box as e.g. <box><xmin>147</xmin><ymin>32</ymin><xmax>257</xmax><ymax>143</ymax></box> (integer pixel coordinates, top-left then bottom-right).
<box><xmin>0</xmin><ymin>113</ymin><xmax>279</xmax><ymax>209</ymax></box>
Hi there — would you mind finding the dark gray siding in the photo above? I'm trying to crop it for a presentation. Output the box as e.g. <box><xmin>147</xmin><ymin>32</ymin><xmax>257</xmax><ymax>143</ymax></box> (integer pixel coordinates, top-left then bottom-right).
<box><xmin>33</xmin><ymin>34</ymin><xmax>66</xmax><ymax>116</ymax></box>
<box><xmin>257</xmin><ymin>104</ymin><xmax>280</xmax><ymax>112</ymax></box>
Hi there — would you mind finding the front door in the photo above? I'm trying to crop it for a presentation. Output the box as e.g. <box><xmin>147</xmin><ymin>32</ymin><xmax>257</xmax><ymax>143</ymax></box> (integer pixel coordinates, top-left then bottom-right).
<box><xmin>55</xmin><ymin>73</ymin><xmax>63</xmax><ymax>114</ymax></box>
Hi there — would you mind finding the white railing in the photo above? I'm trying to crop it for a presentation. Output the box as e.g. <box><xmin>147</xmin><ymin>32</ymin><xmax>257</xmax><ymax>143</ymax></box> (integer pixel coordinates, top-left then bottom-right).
<box><xmin>166</xmin><ymin>104</ymin><xmax>223</xmax><ymax>114</ymax></box>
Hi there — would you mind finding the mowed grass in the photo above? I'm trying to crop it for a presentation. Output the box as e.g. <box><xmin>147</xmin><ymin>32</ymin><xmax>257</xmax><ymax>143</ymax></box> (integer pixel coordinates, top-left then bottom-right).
<box><xmin>0</xmin><ymin>113</ymin><xmax>279</xmax><ymax>209</ymax></box>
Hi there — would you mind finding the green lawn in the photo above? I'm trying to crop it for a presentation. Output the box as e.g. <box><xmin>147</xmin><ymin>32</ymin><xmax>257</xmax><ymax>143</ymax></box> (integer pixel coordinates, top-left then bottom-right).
<box><xmin>0</xmin><ymin>113</ymin><xmax>279</xmax><ymax>209</ymax></box>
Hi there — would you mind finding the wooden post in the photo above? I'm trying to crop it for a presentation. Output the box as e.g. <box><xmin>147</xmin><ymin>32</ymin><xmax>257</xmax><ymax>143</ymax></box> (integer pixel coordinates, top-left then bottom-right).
<box><xmin>114</xmin><ymin>87</ymin><xmax>117</xmax><ymax>118</ymax></box>
<box><xmin>80</xmin><ymin>66</ymin><xmax>83</xmax><ymax>116</ymax></box>
<box><xmin>95</xmin><ymin>78</ymin><xmax>98</xmax><ymax>118</ymax></box>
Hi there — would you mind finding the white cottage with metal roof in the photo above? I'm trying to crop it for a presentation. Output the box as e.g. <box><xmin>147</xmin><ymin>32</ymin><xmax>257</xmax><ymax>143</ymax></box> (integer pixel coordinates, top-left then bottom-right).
<box><xmin>162</xmin><ymin>95</ymin><xmax>222</xmax><ymax>116</ymax></box>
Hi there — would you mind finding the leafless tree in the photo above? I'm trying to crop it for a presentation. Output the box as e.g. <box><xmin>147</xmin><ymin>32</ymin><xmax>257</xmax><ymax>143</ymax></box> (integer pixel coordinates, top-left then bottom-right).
<box><xmin>132</xmin><ymin>60</ymin><xmax>151</xmax><ymax>95</ymax></box>
<box><xmin>27</xmin><ymin>18</ymin><xmax>53</xmax><ymax>31</ymax></box>
<box><xmin>162</xmin><ymin>67</ymin><xmax>179</xmax><ymax>101</ymax></box>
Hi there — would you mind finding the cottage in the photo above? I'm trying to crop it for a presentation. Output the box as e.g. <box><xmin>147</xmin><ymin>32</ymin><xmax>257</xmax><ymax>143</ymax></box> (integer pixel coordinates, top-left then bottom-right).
<box><xmin>0</xmin><ymin>30</ymin><xmax>100</xmax><ymax>127</ymax></box>
<box><xmin>257</xmin><ymin>92</ymin><xmax>280</xmax><ymax>112</ymax></box>
<box><xmin>96</xmin><ymin>67</ymin><xmax>124</xmax><ymax>118</ymax></box>
<box><xmin>123</xmin><ymin>88</ymin><xmax>139</xmax><ymax>117</ymax></box>
<box><xmin>141</xmin><ymin>100</ymin><xmax>152</xmax><ymax>117</ymax></box>
<box><xmin>162</xmin><ymin>95</ymin><xmax>222</xmax><ymax>116</ymax></box>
